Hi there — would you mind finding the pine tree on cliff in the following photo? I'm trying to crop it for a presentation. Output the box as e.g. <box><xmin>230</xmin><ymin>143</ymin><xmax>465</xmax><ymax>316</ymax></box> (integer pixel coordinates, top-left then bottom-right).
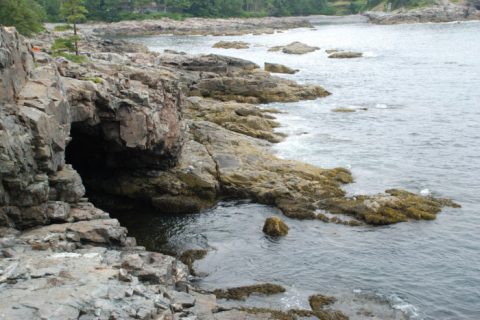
<box><xmin>60</xmin><ymin>0</ymin><xmax>88</xmax><ymax>55</ymax></box>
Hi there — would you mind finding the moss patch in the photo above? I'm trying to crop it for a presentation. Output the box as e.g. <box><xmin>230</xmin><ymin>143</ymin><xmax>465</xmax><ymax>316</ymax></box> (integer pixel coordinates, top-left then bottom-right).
<box><xmin>213</xmin><ymin>283</ymin><xmax>286</xmax><ymax>300</ymax></box>
<box><xmin>240</xmin><ymin>307</ymin><xmax>349</xmax><ymax>320</ymax></box>
<box><xmin>309</xmin><ymin>294</ymin><xmax>336</xmax><ymax>311</ymax></box>
<box><xmin>320</xmin><ymin>189</ymin><xmax>461</xmax><ymax>225</ymax></box>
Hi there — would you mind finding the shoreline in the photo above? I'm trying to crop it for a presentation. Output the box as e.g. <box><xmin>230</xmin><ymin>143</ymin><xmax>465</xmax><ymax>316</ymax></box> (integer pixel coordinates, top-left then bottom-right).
<box><xmin>0</xmin><ymin>21</ymin><xmax>462</xmax><ymax>320</ymax></box>
<box><xmin>46</xmin><ymin>3</ymin><xmax>480</xmax><ymax>39</ymax></box>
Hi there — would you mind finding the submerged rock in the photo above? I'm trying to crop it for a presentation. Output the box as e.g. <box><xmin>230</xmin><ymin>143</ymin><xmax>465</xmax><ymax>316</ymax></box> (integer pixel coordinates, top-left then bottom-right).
<box><xmin>264</xmin><ymin>62</ymin><xmax>298</xmax><ymax>74</ymax></box>
<box><xmin>331</xmin><ymin>107</ymin><xmax>357</xmax><ymax>113</ymax></box>
<box><xmin>213</xmin><ymin>41</ymin><xmax>250</xmax><ymax>49</ymax></box>
<box><xmin>309</xmin><ymin>294</ymin><xmax>336</xmax><ymax>311</ymax></box>
<box><xmin>328</xmin><ymin>51</ymin><xmax>363</xmax><ymax>59</ymax></box>
<box><xmin>263</xmin><ymin>216</ymin><xmax>289</xmax><ymax>237</ymax></box>
<box><xmin>269</xmin><ymin>42</ymin><xmax>320</xmax><ymax>55</ymax></box>
<box><xmin>213</xmin><ymin>283</ymin><xmax>286</xmax><ymax>300</ymax></box>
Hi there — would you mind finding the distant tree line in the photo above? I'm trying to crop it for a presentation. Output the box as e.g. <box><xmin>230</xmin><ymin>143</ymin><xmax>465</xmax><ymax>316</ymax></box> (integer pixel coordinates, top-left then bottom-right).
<box><xmin>1</xmin><ymin>0</ymin><xmax>440</xmax><ymax>36</ymax></box>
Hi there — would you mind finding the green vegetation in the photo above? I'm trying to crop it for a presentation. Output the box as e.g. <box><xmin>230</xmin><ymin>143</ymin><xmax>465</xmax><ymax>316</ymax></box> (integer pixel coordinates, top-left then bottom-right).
<box><xmin>213</xmin><ymin>283</ymin><xmax>286</xmax><ymax>300</ymax></box>
<box><xmin>0</xmin><ymin>0</ymin><xmax>448</xmax><ymax>37</ymax></box>
<box><xmin>54</xmin><ymin>24</ymin><xmax>74</xmax><ymax>31</ymax></box>
<box><xmin>51</xmin><ymin>36</ymin><xmax>87</xmax><ymax>63</ymax></box>
<box><xmin>60</xmin><ymin>0</ymin><xmax>88</xmax><ymax>54</ymax></box>
<box><xmin>0</xmin><ymin>0</ymin><xmax>45</xmax><ymax>36</ymax></box>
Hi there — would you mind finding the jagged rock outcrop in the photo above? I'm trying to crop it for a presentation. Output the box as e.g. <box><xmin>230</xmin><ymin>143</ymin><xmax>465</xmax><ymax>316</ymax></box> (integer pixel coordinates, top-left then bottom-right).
<box><xmin>0</xmin><ymin>26</ymin><xmax>184</xmax><ymax>230</ymax></box>
<box><xmin>364</xmin><ymin>1</ymin><xmax>480</xmax><ymax>24</ymax></box>
<box><xmin>0</xmin><ymin>27</ymin><xmax>78</xmax><ymax>229</ymax></box>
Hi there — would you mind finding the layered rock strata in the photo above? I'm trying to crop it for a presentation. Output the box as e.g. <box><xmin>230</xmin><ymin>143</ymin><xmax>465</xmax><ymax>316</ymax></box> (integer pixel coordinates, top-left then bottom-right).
<box><xmin>365</xmin><ymin>1</ymin><xmax>480</xmax><ymax>24</ymax></box>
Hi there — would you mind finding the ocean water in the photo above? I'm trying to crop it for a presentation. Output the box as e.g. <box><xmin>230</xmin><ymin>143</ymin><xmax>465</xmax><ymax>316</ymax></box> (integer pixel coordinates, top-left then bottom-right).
<box><xmin>118</xmin><ymin>21</ymin><xmax>480</xmax><ymax>319</ymax></box>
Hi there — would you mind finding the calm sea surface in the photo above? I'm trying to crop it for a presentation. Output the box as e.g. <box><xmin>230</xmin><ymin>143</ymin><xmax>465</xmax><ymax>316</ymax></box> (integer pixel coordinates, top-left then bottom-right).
<box><xmin>116</xmin><ymin>21</ymin><xmax>480</xmax><ymax>320</ymax></box>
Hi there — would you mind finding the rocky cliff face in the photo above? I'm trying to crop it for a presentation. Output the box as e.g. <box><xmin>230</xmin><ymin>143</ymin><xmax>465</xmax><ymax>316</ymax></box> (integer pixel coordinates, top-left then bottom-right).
<box><xmin>364</xmin><ymin>1</ymin><xmax>480</xmax><ymax>24</ymax></box>
<box><xmin>0</xmin><ymin>27</ymin><xmax>186</xmax><ymax>229</ymax></box>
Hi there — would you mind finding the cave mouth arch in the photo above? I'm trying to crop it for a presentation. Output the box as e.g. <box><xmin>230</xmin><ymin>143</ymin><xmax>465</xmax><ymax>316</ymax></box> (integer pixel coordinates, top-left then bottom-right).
<box><xmin>65</xmin><ymin>122</ymin><xmax>152</xmax><ymax>213</ymax></box>
<box><xmin>65</xmin><ymin>122</ymin><xmax>179</xmax><ymax>252</ymax></box>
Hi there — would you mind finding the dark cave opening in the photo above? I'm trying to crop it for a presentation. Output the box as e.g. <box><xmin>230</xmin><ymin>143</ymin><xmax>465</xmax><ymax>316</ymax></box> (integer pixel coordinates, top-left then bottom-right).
<box><xmin>65</xmin><ymin>123</ymin><xmax>149</xmax><ymax>212</ymax></box>
<box><xmin>65</xmin><ymin>123</ymin><xmax>184</xmax><ymax>253</ymax></box>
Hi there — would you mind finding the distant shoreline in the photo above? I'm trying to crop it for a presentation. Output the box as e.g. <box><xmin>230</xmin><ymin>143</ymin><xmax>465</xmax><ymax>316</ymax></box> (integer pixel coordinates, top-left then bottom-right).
<box><xmin>44</xmin><ymin>4</ymin><xmax>480</xmax><ymax>39</ymax></box>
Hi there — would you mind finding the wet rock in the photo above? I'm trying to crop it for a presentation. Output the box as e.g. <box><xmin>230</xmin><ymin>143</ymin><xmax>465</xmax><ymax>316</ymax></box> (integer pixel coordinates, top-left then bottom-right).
<box><xmin>213</xmin><ymin>41</ymin><xmax>250</xmax><ymax>49</ymax></box>
<box><xmin>213</xmin><ymin>283</ymin><xmax>285</xmax><ymax>301</ymax></box>
<box><xmin>320</xmin><ymin>189</ymin><xmax>461</xmax><ymax>225</ymax></box>
<box><xmin>331</xmin><ymin>107</ymin><xmax>356</xmax><ymax>113</ymax></box>
<box><xmin>264</xmin><ymin>63</ymin><xmax>298</xmax><ymax>74</ymax></box>
<box><xmin>239</xmin><ymin>307</ymin><xmax>349</xmax><ymax>320</ymax></box>
<box><xmin>263</xmin><ymin>216</ymin><xmax>289</xmax><ymax>237</ymax></box>
<box><xmin>268</xmin><ymin>42</ymin><xmax>320</xmax><ymax>55</ymax></box>
<box><xmin>180</xmin><ymin>249</ymin><xmax>208</xmax><ymax>275</ymax></box>
<box><xmin>328</xmin><ymin>52</ymin><xmax>363</xmax><ymax>59</ymax></box>
<box><xmin>309</xmin><ymin>294</ymin><xmax>336</xmax><ymax>311</ymax></box>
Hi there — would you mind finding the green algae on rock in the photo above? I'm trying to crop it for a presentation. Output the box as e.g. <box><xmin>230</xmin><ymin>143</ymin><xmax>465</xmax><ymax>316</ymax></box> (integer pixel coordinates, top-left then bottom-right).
<box><xmin>263</xmin><ymin>216</ymin><xmax>289</xmax><ymax>237</ymax></box>
<box><xmin>240</xmin><ymin>307</ymin><xmax>349</xmax><ymax>320</ymax></box>
<box><xmin>213</xmin><ymin>283</ymin><xmax>286</xmax><ymax>300</ymax></box>
<box><xmin>320</xmin><ymin>189</ymin><xmax>461</xmax><ymax>225</ymax></box>
<box><xmin>309</xmin><ymin>294</ymin><xmax>336</xmax><ymax>311</ymax></box>
<box><xmin>213</xmin><ymin>41</ymin><xmax>250</xmax><ymax>49</ymax></box>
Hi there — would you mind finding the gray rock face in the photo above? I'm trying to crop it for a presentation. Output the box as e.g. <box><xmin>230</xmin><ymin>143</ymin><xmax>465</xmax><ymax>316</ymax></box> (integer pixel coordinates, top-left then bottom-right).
<box><xmin>0</xmin><ymin>26</ymin><xmax>185</xmax><ymax>229</ymax></box>
<box><xmin>364</xmin><ymin>3</ymin><xmax>480</xmax><ymax>24</ymax></box>
<box><xmin>264</xmin><ymin>62</ymin><xmax>298</xmax><ymax>74</ymax></box>
<box><xmin>0</xmin><ymin>28</ymin><xmax>74</xmax><ymax>229</ymax></box>
<box><xmin>268</xmin><ymin>42</ymin><xmax>320</xmax><ymax>55</ymax></box>
<box><xmin>89</xmin><ymin>16</ymin><xmax>313</xmax><ymax>37</ymax></box>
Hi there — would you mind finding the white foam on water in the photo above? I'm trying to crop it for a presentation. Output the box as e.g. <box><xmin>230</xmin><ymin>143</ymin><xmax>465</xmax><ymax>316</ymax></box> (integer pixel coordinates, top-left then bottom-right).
<box><xmin>374</xmin><ymin>103</ymin><xmax>389</xmax><ymax>109</ymax></box>
<box><xmin>389</xmin><ymin>294</ymin><xmax>422</xmax><ymax>320</ymax></box>
<box><xmin>363</xmin><ymin>51</ymin><xmax>378</xmax><ymax>58</ymax></box>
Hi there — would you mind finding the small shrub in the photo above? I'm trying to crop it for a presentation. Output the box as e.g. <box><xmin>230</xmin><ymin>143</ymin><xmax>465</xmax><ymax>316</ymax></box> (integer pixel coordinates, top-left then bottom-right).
<box><xmin>53</xmin><ymin>24</ymin><xmax>73</xmax><ymax>31</ymax></box>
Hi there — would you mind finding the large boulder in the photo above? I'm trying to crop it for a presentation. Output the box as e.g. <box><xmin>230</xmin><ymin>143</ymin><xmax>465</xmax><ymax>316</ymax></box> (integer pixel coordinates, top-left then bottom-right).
<box><xmin>268</xmin><ymin>42</ymin><xmax>320</xmax><ymax>55</ymax></box>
